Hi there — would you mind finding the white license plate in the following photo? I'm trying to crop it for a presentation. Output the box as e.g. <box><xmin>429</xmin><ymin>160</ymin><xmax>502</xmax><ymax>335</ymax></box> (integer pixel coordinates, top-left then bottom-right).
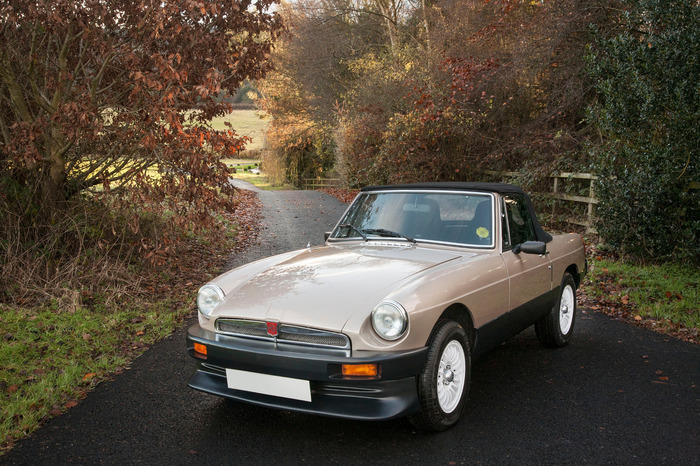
<box><xmin>225</xmin><ymin>369</ymin><xmax>312</xmax><ymax>402</ymax></box>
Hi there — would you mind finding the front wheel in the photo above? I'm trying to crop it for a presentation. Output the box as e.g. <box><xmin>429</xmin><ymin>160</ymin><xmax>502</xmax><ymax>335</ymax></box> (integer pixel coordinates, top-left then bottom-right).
<box><xmin>536</xmin><ymin>272</ymin><xmax>577</xmax><ymax>347</ymax></box>
<box><xmin>409</xmin><ymin>321</ymin><xmax>471</xmax><ymax>432</ymax></box>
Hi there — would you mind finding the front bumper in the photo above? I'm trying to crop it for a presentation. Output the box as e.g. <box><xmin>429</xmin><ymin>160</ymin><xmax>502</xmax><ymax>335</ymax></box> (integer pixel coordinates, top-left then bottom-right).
<box><xmin>186</xmin><ymin>325</ymin><xmax>428</xmax><ymax>420</ymax></box>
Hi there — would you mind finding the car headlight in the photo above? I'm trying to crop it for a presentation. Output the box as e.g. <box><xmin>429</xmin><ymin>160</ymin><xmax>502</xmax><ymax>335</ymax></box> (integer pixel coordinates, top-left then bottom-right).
<box><xmin>197</xmin><ymin>284</ymin><xmax>225</xmax><ymax>317</ymax></box>
<box><xmin>371</xmin><ymin>301</ymin><xmax>408</xmax><ymax>340</ymax></box>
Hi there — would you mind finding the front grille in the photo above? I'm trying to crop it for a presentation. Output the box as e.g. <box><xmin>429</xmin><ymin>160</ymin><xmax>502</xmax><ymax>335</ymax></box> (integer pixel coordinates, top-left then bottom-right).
<box><xmin>217</xmin><ymin>319</ymin><xmax>269</xmax><ymax>338</ymax></box>
<box><xmin>215</xmin><ymin>319</ymin><xmax>351</xmax><ymax>349</ymax></box>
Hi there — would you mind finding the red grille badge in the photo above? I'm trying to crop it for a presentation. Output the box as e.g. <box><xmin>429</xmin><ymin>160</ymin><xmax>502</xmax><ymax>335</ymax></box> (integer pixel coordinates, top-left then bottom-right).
<box><xmin>266</xmin><ymin>321</ymin><xmax>279</xmax><ymax>337</ymax></box>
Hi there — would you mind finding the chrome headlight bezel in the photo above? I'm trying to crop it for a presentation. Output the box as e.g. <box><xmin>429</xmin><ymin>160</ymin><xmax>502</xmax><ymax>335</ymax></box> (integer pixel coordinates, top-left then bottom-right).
<box><xmin>371</xmin><ymin>300</ymin><xmax>408</xmax><ymax>341</ymax></box>
<box><xmin>197</xmin><ymin>284</ymin><xmax>225</xmax><ymax>318</ymax></box>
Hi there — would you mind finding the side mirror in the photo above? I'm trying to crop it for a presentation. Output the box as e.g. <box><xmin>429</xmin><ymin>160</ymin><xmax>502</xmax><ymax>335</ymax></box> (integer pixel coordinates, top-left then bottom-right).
<box><xmin>513</xmin><ymin>241</ymin><xmax>547</xmax><ymax>255</ymax></box>
<box><xmin>324</xmin><ymin>232</ymin><xmax>331</xmax><ymax>241</ymax></box>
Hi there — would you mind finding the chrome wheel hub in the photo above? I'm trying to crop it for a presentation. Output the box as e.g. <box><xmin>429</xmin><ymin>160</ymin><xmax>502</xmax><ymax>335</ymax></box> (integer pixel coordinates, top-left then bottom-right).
<box><xmin>442</xmin><ymin>366</ymin><xmax>455</xmax><ymax>384</ymax></box>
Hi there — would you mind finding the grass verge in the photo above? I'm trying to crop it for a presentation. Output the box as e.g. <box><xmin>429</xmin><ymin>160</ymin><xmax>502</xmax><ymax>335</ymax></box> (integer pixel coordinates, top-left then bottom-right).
<box><xmin>0</xmin><ymin>299</ymin><xmax>188</xmax><ymax>451</ymax></box>
<box><xmin>583</xmin><ymin>258</ymin><xmax>699</xmax><ymax>343</ymax></box>
<box><xmin>0</xmin><ymin>191</ymin><xmax>262</xmax><ymax>454</ymax></box>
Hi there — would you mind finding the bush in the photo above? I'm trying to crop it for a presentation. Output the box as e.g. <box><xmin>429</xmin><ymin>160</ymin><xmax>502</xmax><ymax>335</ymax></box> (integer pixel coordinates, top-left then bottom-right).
<box><xmin>263</xmin><ymin>121</ymin><xmax>336</xmax><ymax>187</ymax></box>
<box><xmin>593</xmin><ymin>150</ymin><xmax>699</xmax><ymax>262</ymax></box>
<box><xmin>586</xmin><ymin>0</ymin><xmax>700</xmax><ymax>264</ymax></box>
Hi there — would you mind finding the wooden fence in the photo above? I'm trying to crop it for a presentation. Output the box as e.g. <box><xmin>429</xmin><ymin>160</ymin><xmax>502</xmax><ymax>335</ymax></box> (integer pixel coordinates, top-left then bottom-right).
<box><xmin>302</xmin><ymin>178</ymin><xmax>342</xmax><ymax>190</ymax></box>
<box><xmin>485</xmin><ymin>171</ymin><xmax>599</xmax><ymax>233</ymax></box>
<box><xmin>551</xmin><ymin>172</ymin><xmax>598</xmax><ymax>233</ymax></box>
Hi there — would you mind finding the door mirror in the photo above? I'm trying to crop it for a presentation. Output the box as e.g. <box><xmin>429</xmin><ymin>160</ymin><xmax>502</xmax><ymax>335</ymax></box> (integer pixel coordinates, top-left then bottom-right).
<box><xmin>513</xmin><ymin>241</ymin><xmax>546</xmax><ymax>255</ymax></box>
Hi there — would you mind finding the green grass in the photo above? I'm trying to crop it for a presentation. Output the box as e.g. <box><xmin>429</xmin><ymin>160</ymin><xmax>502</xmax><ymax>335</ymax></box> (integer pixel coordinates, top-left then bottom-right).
<box><xmin>210</xmin><ymin>110</ymin><xmax>268</xmax><ymax>151</ymax></box>
<box><xmin>220</xmin><ymin>157</ymin><xmax>260</xmax><ymax>166</ymax></box>
<box><xmin>588</xmin><ymin>259</ymin><xmax>699</xmax><ymax>329</ymax></box>
<box><xmin>0</xmin><ymin>300</ymin><xmax>190</xmax><ymax>451</ymax></box>
<box><xmin>229</xmin><ymin>169</ymin><xmax>292</xmax><ymax>190</ymax></box>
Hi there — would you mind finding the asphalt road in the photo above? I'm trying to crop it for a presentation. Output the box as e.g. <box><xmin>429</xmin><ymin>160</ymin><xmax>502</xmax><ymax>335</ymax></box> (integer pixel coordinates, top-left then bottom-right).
<box><xmin>4</xmin><ymin>182</ymin><xmax>699</xmax><ymax>465</ymax></box>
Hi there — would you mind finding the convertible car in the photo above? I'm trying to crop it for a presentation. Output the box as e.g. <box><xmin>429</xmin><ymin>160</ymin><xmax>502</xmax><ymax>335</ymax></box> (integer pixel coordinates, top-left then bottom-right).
<box><xmin>186</xmin><ymin>182</ymin><xmax>587</xmax><ymax>431</ymax></box>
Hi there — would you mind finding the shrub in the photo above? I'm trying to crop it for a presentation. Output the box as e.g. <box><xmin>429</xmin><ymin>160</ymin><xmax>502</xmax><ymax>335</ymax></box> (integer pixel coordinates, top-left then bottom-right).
<box><xmin>263</xmin><ymin>121</ymin><xmax>336</xmax><ymax>186</ymax></box>
<box><xmin>586</xmin><ymin>0</ymin><xmax>699</xmax><ymax>263</ymax></box>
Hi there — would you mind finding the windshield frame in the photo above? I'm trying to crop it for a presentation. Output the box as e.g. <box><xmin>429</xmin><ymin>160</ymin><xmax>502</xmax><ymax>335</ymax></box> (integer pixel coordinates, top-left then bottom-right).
<box><xmin>328</xmin><ymin>189</ymin><xmax>497</xmax><ymax>249</ymax></box>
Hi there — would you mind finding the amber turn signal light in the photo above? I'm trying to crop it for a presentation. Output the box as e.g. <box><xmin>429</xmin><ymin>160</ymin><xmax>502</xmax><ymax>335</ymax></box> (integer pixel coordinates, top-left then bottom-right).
<box><xmin>341</xmin><ymin>364</ymin><xmax>379</xmax><ymax>378</ymax></box>
<box><xmin>193</xmin><ymin>342</ymin><xmax>208</xmax><ymax>359</ymax></box>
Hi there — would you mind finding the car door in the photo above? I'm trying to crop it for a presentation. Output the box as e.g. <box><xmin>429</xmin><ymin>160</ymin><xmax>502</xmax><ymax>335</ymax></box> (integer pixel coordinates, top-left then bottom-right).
<box><xmin>500</xmin><ymin>194</ymin><xmax>553</xmax><ymax>331</ymax></box>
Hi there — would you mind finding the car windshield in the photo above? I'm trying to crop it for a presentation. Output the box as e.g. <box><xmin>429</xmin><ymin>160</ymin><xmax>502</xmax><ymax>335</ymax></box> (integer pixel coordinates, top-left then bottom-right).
<box><xmin>331</xmin><ymin>191</ymin><xmax>494</xmax><ymax>247</ymax></box>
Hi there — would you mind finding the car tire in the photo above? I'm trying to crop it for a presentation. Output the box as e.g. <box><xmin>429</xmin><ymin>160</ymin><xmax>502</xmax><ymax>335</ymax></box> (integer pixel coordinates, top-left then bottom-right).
<box><xmin>409</xmin><ymin>320</ymin><xmax>471</xmax><ymax>432</ymax></box>
<box><xmin>535</xmin><ymin>272</ymin><xmax>577</xmax><ymax>348</ymax></box>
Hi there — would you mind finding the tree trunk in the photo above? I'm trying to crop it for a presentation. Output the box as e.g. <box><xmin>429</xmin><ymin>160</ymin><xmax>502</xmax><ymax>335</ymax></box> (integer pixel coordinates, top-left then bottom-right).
<box><xmin>39</xmin><ymin>128</ymin><xmax>69</xmax><ymax>215</ymax></box>
<box><xmin>376</xmin><ymin>0</ymin><xmax>399</xmax><ymax>53</ymax></box>
<box><xmin>421</xmin><ymin>0</ymin><xmax>432</xmax><ymax>55</ymax></box>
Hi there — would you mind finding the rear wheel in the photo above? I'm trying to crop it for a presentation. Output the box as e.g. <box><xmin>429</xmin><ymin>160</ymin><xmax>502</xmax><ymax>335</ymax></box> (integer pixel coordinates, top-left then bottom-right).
<box><xmin>409</xmin><ymin>321</ymin><xmax>470</xmax><ymax>431</ymax></box>
<box><xmin>536</xmin><ymin>272</ymin><xmax>577</xmax><ymax>347</ymax></box>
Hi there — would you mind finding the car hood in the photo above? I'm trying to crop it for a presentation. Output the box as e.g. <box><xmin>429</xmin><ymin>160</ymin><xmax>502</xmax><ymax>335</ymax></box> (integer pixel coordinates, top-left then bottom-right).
<box><xmin>210</xmin><ymin>244</ymin><xmax>464</xmax><ymax>332</ymax></box>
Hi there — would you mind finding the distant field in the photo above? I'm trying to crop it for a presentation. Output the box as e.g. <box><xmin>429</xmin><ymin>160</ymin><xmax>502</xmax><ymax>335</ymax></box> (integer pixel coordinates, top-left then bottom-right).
<box><xmin>210</xmin><ymin>109</ymin><xmax>268</xmax><ymax>151</ymax></box>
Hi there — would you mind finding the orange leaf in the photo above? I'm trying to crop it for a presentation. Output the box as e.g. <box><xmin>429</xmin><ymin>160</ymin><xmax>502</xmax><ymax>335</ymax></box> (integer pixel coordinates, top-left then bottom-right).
<box><xmin>65</xmin><ymin>400</ymin><xmax>79</xmax><ymax>409</ymax></box>
<box><xmin>82</xmin><ymin>373</ymin><xmax>96</xmax><ymax>381</ymax></box>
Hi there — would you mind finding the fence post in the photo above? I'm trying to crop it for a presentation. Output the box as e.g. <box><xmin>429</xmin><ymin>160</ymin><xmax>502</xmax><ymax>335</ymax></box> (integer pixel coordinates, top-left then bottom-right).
<box><xmin>588</xmin><ymin>177</ymin><xmax>596</xmax><ymax>231</ymax></box>
<box><xmin>549</xmin><ymin>173</ymin><xmax>598</xmax><ymax>234</ymax></box>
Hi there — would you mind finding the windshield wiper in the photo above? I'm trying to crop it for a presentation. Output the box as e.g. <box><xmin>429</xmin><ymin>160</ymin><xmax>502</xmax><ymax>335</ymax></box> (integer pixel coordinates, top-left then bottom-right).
<box><xmin>363</xmin><ymin>228</ymin><xmax>417</xmax><ymax>243</ymax></box>
<box><xmin>338</xmin><ymin>223</ymin><xmax>368</xmax><ymax>241</ymax></box>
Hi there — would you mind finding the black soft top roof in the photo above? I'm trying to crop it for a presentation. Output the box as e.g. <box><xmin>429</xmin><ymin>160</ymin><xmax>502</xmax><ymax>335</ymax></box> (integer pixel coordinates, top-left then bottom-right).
<box><xmin>362</xmin><ymin>182</ymin><xmax>525</xmax><ymax>194</ymax></box>
<box><xmin>361</xmin><ymin>182</ymin><xmax>553</xmax><ymax>243</ymax></box>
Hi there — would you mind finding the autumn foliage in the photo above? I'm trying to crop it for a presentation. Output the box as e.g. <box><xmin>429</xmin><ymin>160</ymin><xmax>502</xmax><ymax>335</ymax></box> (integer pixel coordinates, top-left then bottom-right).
<box><xmin>261</xmin><ymin>0</ymin><xmax>604</xmax><ymax>188</ymax></box>
<box><xmin>0</xmin><ymin>0</ymin><xmax>283</xmax><ymax>304</ymax></box>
